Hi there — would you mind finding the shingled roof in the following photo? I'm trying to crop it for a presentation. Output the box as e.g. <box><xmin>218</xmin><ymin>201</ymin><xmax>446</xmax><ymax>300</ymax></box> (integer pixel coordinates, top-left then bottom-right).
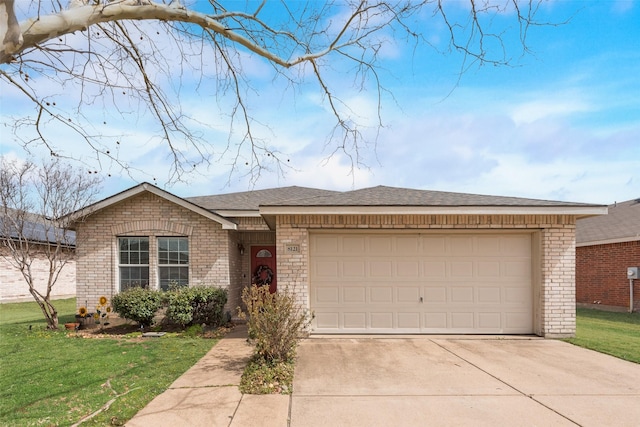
<box><xmin>576</xmin><ymin>198</ymin><xmax>640</xmax><ymax>245</ymax></box>
<box><xmin>185</xmin><ymin>186</ymin><xmax>340</xmax><ymax>212</ymax></box>
<box><xmin>261</xmin><ymin>185</ymin><xmax>601</xmax><ymax>207</ymax></box>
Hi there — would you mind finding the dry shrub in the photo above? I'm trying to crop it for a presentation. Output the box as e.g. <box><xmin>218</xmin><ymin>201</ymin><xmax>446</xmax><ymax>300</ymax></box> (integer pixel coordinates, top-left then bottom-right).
<box><xmin>239</xmin><ymin>285</ymin><xmax>312</xmax><ymax>363</ymax></box>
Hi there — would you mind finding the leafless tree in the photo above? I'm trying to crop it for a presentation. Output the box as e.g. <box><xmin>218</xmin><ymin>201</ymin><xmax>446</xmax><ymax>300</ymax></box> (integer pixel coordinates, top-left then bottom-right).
<box><xmin>0</xmin><ymin>159</ymin><xmax>102</xmax><ymax>329</ymax></box>
<box><xmin>0</xmin><ymin>0</ymin><xmax>557</xmax><ymax>185</ymax></box>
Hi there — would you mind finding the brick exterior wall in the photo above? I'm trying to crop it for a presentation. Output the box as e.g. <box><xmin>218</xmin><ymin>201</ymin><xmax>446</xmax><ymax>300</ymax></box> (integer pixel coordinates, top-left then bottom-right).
<box><xmin>276</xmin><ymin>214</ymin><xmax>578</xmax><ymax>338</ymax></box>
<box><xmin>0</xmin><ymin>245</ymin><xmax>76</xmax><ymax>302</ymax></box>
<box><xmin>576</xmin><ymin>240</ymin><xmax>640</xmax><ymax>311</ymax></box>
<box><xmin>75</xmin><ymin>192</ymin><xmax>232</xmax><ymax>312</ymax></box>
<box><xmin>75</xmin><ymin>189</ymin><xmax>579</xmax><ymax>338</ymax></box>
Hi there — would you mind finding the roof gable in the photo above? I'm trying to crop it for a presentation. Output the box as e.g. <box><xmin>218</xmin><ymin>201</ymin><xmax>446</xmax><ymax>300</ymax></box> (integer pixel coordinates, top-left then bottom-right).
<box><xmin>67</xmin><ymin>183</ymin><xmax>237</xmax><ymax>230</ymax></box>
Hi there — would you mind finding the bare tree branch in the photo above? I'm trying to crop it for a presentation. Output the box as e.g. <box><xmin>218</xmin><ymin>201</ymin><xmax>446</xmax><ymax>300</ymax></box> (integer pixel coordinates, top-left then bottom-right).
<box><xmin>0</xmin><ymin>0</ymin><xmax>559</xmax><ymax>185</ymax></box>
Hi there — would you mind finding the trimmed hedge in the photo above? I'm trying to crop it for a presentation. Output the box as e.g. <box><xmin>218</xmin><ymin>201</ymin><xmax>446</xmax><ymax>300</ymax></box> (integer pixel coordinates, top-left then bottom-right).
<box><xmin>165</xmin><ymin>286</ymin><xmax>228</xmax><ymax>328</ymax></box>
<box><xmin>111</xmin><ymin>287</ymin><xmax>163</xmax><ymax>327</ymax></box>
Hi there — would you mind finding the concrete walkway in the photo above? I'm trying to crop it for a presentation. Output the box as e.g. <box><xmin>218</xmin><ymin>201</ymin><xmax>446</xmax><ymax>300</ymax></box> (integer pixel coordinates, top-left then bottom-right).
<box><xmin>127</xmin><ymin>331</ymin><xmax>640</xmax><ymax>427</ymax></box>
<box><xmin>126</xmin><ymin>325</ymin><xmax>290</xmax><ymax>427</ymax></box>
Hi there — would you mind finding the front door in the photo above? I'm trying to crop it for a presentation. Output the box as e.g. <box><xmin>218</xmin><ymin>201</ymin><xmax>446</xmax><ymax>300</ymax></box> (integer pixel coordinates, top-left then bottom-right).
<box><xmin>251</xmin><ymin>245</ymin><xmax>277</xmax><ymax>293</ymax></box>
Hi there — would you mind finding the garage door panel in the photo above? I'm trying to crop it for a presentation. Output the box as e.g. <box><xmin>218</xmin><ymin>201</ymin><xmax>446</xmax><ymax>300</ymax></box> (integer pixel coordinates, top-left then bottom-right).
<box><xmin>450</xmin><ymin>236</ymin><xmax>474</xmax><ymax>254</ymax></box>
<box><xmin>424</xmin><ymin>261</ymin><xmax>446</xmax><ymax>278</ymax></box>
<box><xmin>370</xmin><ymin>312</ymin><xmax>394</xmax><ymax>328</ymax></box>
<box><xmin>343</xmin><ymin>287</ymin><xmax>366</xmax><ymax>303</ymax></box>
<box><xmin>451</xmin><ymin>287</ymin><xmax>474</xmax><ymax>303</ymax></box>
<box><xmin>314</xmin><ymin>260</ymin><xmax>339</xmax><ymax>278</ymax></box>
<box><xmin>310</xmin><ymin>233</ymin><xmax>533</xmax><ymax>334</ymax></box>
<box><xmin>451</xmin><ymin>312</ymin><xmax>474</xmax><ymax>328</ymax></box>
<box><xmin>505</xmin><ymin>260</ymin><xmax>531</xmax><ymax>277</ymax></box>
<box><xmin>396</xmin><ymin>287</ymin><xmax>420</xmax><ymax>303</ymax></box>
<box><xmin>505</xmin><ymin>287</ymin><xmax>530</xmax><ymax>303</ymax></box>
<box><xmin>343</xmin><ymin>312</ymin><xmax>367</xmax><ymax>329</ymax></box>
<box><xmin>505</xmin><ymin>312</ymin><xmax>532</xmax><ymax>330</ymax></box>
<box><xmin>422</xmin><ymin>236</ymin><xmax>446</xmax><ymax>254</ymax></box>
<box><xmin>316</xmin><ymin>286</ymin><xmax>339</xmax><ymax>303</ymax></box>
<box><xmin>343</xmin><ymin>260</ymin><xmax>366</xmax><ymax>277</ymax></box>
<box><xmin>397</xmin><ymin>260</ymin><xmax>420</xmax><ymax>277</ymax></box>
<box><xmin>370</xmin><ymin>261</ymin><xmax>393</xmax><ymax>277</ymax></box>
<box><xmin>478</xmin><ymin>312</ymin><xmax>502</xmax><ymax>329</ymax></box>
<box><xmin>478</xmin><ymin>236</ymin><xmax>501</xmax><ymax>255</ymax></box>
<box><xmin>450</xmin><ymin>261</ymin><xmax>473</xmax><ymax>277</ymax></box>
<box><xmin>314</xmin><ymin>235</ymin><xmax>339</xmax><ymax>254</ymax></box>
<box><xmin>343</xmin><ymin>236</ymin><xmax>365</xmax><ymax>252</ymax></box>
<box><xmin>425</xmin><ymin>312</ymin><xmax>447</xmax><ymax>328</ymax></box>
<box><xmin>398</xmin><ymin>312</ymin><xmax>421</xmax><ymax>329</ymax></box>
<box><xmin>478</xmin><ymin>261</ymin><xmax>501</xmax><ymax>277</ymax></box>
<box><xmin>370</xmin><ymin>287</ymin><xmax>393</xmax><ymax>303</ymax></box>
<box><xmin>477</xmin><ymin>287</ymin><xmax>501</xmax><ymax>303</ymax></box>
<box><xmin>316</xmin><ymin>312</ymin><xmax>339</xmax><ymax>329</ymax></box>
<box><xmin>396</xmin><ymin>236</ymin><xmax>419</xmax><ymax>254</ymax></box>
<box><xmin>424</xmin><ymin>287</ymin><xmax>447</xmax><ymax>302</ymax></box>
<box><xmin>369</xmin><ymin>236</ymin><xmax>393</xmax><ymax>253</ymax></box>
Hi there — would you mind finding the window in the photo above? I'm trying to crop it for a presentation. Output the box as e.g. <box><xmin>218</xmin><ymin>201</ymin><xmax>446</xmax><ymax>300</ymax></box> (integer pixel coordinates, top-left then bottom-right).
<box><xmin>119</xmin><ymin>237</ymin><xmax>149</xmax><ymax>291</ymax></box>
<box><xmin>158</xmin><ymin>237</ymin><xmax>189</xmax><ymax>291</ymax></box>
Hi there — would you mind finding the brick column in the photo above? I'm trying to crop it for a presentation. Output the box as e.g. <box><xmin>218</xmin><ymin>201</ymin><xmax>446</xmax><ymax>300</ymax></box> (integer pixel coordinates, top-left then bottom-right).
<box><xmin>540</xmin><ymin>226</ymin><xmax>576</xmax><ymax>337</ymax></box>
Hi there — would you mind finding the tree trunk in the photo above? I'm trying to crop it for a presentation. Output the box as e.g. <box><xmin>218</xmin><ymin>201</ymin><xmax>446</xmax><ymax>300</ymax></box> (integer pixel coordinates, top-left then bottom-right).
<box><xmin>30</xmin><ymin>288</ymin><xmax>59</xmax><ymax>329</ymax></box>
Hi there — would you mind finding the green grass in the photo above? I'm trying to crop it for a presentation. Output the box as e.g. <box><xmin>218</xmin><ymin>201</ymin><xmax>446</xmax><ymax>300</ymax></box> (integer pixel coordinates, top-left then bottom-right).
<box><xmin>0</xmin><ymin>298</ymin><xmax>218</xmax><ymax>426</ymax></box>
<box><xmin>566</xmin><ymin>308</ymin><xmax>640</xmax><ymax>364</ymax></box>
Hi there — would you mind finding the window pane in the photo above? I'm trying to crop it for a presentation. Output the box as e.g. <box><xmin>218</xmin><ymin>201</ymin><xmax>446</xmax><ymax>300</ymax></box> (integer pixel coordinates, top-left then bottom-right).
<box><xmin>119</xmin><ymin>237</ymin><xmax>149</xmax><ymax>291</ymax></box>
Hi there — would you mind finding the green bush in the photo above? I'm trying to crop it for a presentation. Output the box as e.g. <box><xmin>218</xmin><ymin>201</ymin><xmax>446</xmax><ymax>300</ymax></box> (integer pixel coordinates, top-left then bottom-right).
<box><xmin>165</xmin><ymin>286</ymin><xmax>228</xmax><ymax>328</ymax></box>
<box><xmin>239</xmin><ymin>285</ymin><xmax>312</xmax><ymax>363</ymax></box>
<box><xmin>111</xmin><ymin>287</ymin><xmax>162</xmax><ymax>327</ymax></box>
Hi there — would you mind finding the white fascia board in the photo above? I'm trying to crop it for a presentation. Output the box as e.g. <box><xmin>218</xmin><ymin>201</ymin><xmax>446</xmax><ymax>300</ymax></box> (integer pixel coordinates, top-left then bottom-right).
<box><xmin>141</xmin><ymin>184</ymin><xmax>237</xmax><ymax>230</ymax></box>
<box><xmin>213</xmin><ymin>210</ymin><xmax>261</xmax><ymax>218</ymax></box>
<box><xmin>69</xmin><ymin>183</ymin><xmax>237</xmax><ymax>230</ymax></box>
<box><xmin>259</xmin><ymin>205</ymin><xmax>608</xmax><ymax>217</ymax></box>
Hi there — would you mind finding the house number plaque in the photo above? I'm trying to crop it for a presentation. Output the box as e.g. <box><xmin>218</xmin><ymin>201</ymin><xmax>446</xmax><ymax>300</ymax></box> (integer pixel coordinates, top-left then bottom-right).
<box><xmin>285</xmin><ymin>244</ymin><xmax>300</xmax><ymax>253</ymax></box>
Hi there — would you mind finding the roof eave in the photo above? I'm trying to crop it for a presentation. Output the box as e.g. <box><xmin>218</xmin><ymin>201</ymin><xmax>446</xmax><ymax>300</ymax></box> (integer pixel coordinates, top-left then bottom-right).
<box><xmin>577</xmin><ymin>236</ymin><xmax>640</xmax><ymax>247</ymax></box>
<box><xmin>259</xmin><ymin>205</ymin><xmax>608</xmax><ymax>217</ymax></box>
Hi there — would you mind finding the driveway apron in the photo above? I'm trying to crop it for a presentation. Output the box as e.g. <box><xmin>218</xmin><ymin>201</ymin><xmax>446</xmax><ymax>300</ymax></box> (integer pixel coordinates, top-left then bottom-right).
<box><xmin>291</xmin><ymin>337</ymin><xmax>640</xmax><ymax>427</ymax></box>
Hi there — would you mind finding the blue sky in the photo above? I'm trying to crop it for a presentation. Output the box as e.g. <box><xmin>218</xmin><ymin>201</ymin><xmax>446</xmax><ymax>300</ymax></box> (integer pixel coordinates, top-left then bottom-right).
<box><xmin>1</xmin><ymin>1</ymin><xmax>638</xmax><ymax>205</ymax></box>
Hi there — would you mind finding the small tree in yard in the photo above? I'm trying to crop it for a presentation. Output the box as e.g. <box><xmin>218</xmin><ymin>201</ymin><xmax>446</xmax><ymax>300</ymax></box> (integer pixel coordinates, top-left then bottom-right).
<box><xmin>0</xmin><ymin>158</ymin><xmax>101</xmax><ymax>329</ymax></box>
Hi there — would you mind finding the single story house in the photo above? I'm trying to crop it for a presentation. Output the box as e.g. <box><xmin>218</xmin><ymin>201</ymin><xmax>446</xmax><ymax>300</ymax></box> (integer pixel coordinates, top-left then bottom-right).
<box><xmin>69</xmin><ymin>183</ymin><xmax>606</xmax><ymax>337</ymax></box>
<box><xmin>576</xmin><ymin>198</ymin><xmax>640</xmax><ymax>312</ymax></box>
<box><xmin>1</xmin><ymin>211</ymin><xmax>76</xmax><ymax>302</ymax></box>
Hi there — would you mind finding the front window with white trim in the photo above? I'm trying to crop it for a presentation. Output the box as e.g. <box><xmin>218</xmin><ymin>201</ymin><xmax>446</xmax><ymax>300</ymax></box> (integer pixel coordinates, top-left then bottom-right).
<box><xmin>118</xmin><ymin>237</ymin><xmax>150</xmax><ymax>291</ymax></box>
<box><xmin>158</xmin><ymin>237</ymin><xmax>189</xmax><ymax>291</ymax></box>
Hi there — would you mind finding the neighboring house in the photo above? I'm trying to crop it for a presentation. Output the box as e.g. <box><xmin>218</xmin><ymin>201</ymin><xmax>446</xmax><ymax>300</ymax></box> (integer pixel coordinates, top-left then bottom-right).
<box><xmin>0</xmin><ymin>212</ymin><xmax>76</xmax><ymax>302</ymax></box>
<box><xmin>68</xmin><ymin>183</ymin><xmax>606</xmax><ymax>338</ymax></box>
<box><xmin>576</xmin><ymin>199</ymin><xmax>640</xmax><ymax>312</ymax></box>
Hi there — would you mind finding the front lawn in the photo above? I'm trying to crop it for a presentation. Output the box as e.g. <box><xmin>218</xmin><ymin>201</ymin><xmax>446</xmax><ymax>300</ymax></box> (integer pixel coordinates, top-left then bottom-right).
<box><xmin>566</xmin><ymin>308</ymin><xmax>640</xmax><ymax>364</ymax></box>
<box><xmin>0</xmin><ymin>298</ymin><xmax>218</xmax><ymax>426</ymax></box>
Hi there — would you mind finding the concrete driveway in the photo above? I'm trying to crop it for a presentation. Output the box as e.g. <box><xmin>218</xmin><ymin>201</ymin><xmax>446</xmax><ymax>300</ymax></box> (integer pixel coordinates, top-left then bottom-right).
<box><xmin>291</xmin><ymin>337</ymin><xmax>640</xmax><ymax>426</ymax></box>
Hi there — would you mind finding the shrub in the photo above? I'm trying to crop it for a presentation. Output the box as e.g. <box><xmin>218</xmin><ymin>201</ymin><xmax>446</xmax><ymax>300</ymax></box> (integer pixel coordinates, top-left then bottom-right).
<box><xmin>111</xmin><ymin>287</ymin><xmax>162</xmax><ymax>327</ymax></box>
<box><xmin>165</xmin><ymin>286</ymin><xmax>228</xmax><ymax>328</ymax></box>
<box><xmin>238</xmin><ymin>285</ymin><xmax>312</xmax><ymax>363</ymax></box>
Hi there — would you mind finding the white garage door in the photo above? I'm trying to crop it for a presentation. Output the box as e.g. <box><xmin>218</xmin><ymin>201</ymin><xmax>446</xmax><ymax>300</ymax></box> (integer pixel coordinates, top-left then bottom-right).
<box><xmin>310</xmin><ymin>232</ymin><xmax>533</xmax><ymax>334</ymax></box>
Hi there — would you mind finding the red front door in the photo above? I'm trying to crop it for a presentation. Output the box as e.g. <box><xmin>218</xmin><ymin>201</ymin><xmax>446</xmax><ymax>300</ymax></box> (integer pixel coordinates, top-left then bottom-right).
<box><xmin>251</xmin><ymin>245</ymin><xmax>277</xmax><ymax>293</ymax></box>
